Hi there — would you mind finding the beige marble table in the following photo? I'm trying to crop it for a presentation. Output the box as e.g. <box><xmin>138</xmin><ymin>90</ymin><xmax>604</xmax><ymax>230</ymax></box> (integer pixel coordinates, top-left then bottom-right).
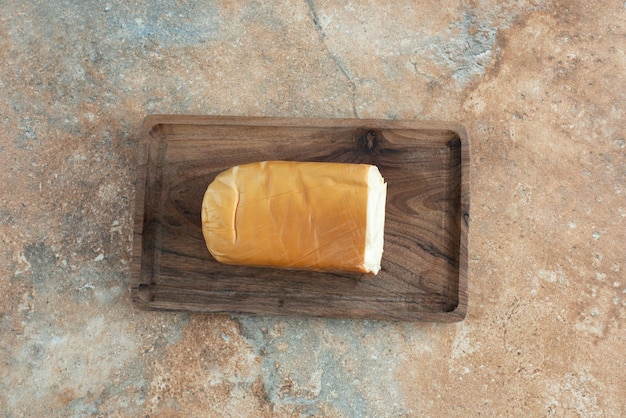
<box><xmin>1</xmin><ymin>1</ymin><xmax>624</xmax><ymax>416</ymax></box>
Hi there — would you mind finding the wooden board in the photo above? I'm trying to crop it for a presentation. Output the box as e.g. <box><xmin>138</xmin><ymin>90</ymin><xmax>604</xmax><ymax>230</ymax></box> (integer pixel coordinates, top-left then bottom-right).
<box><xmin>131</xmin><ymin>115</ymin><xmax>470</xmax><ymax>321</ymax></box>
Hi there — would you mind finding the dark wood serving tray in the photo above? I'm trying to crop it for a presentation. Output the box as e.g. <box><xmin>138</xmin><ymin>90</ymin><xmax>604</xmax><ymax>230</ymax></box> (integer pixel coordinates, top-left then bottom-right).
<box><xmin>131</xmin><ymin>115</ymin><xmax>470</xmax><ymax>321</ymax></box>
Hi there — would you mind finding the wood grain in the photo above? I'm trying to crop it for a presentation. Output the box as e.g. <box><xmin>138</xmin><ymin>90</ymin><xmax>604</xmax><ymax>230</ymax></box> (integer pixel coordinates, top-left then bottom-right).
<box><xmin>131</xmin><ymin>115</ymin><xmax>470</xmax><ymax>321</ymax></box>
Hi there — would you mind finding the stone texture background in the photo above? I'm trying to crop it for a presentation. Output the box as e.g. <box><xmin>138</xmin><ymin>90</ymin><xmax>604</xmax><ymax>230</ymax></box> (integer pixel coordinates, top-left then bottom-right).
<box><xmin>1</xmin><ymin>0</ymin><xmax>624</xmax><ymax>416</ymax></box>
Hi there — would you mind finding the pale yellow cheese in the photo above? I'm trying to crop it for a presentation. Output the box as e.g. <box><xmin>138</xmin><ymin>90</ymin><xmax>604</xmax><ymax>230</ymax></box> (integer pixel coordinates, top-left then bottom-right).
<box><xmin>201</xmin><ymin>161</ymin><xmax>387</xmax><ymax>274</ymax></box>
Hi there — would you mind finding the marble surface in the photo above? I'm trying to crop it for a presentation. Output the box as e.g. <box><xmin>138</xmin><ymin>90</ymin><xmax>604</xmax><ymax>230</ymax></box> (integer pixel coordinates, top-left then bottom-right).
<box><xmin>1</xmin><ymin>0</ymin><xmax>624</xmax><ymax>416</ymax></box>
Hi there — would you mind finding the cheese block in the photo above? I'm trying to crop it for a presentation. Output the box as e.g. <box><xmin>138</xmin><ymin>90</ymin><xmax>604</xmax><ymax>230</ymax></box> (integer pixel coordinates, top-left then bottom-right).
<box><xmin>201</xmin><ymin>161</ymin><xmax>387</xmax><ymax>274</ymax></box>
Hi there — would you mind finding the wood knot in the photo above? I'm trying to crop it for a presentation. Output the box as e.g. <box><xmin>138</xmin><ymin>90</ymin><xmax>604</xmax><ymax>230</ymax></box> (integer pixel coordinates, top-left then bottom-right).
<box><xmin>357</xmin><ymin>130</ymin><xmax>379</xmax><ymax>153</ymax></box>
